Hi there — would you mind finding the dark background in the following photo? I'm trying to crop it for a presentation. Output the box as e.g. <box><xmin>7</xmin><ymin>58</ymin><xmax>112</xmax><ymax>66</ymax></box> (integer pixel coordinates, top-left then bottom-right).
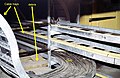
<box><xmin>0</xmin><ymin>0</ymin><xmax>120</xmax><ymax>24</ymax></box>
<box><xmin>0</xmin><ymin>0</ymin><xmax>48</xmax><ymax>24</ymax></box>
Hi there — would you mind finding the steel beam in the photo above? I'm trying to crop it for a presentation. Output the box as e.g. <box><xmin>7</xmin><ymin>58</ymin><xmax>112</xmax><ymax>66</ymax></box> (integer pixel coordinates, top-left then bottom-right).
<box><xmin>51</xmin><ymin>24</ymin><xmax>120</xmax><ymax>44</ymax></box>
<box><xmin>0</xmin><ymin>14</ymin><xmax>29</xmax><ymax>78</ymax></box>
<box><xmin>22</xmin><ymin>31</ymin><xmax>120</xmax><ymax>66</ymax></box>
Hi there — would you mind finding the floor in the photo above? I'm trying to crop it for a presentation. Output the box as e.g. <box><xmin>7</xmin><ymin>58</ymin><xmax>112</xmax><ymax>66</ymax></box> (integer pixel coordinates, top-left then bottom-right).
<box><xmin>96</xmin><ymin>65</ymin><xmax>120</xmax><ymax>78</ymax></box>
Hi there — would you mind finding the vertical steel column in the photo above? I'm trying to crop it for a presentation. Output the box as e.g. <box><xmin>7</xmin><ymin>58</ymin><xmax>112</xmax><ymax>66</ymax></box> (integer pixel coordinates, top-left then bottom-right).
<box><xmin>77</xmin><ymin>0</ymin><xmax>80</xmax><ymax>24</ymax></box>
<box><xmin>48</xmin><ymin>0</ymin><xmax>51</xmax><ymax>68</ymax></box>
